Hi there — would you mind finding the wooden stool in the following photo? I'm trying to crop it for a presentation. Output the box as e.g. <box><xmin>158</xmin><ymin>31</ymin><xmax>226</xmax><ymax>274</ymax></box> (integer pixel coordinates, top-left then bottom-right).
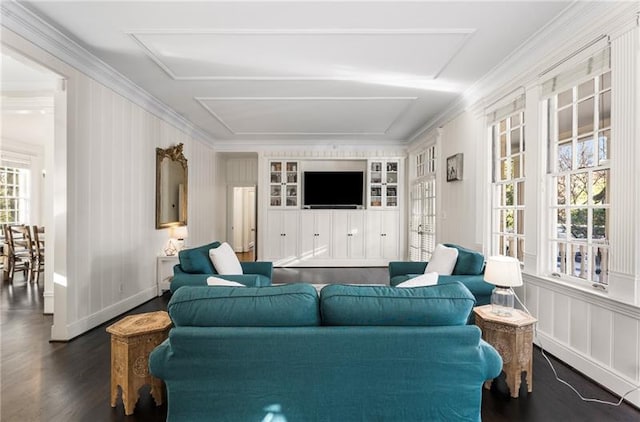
<box><xmin>107</xmin><ymin>310</ymin><xmax>172</xmax><ymax>415</ymax></box>
<box><xmin>473</xmin><ymin>304</ymin><xmax>537</xmax><ymax>398</ymax></box>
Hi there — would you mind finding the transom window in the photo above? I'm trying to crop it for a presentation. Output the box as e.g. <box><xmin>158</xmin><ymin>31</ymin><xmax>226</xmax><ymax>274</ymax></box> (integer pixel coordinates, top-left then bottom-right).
<box><xmin>491</xmin><ymin>110</ymin><xmax>525</xmax><ymax>261</ymax></box>
<box><xmin>547</xmin><ymin>71</ymin><xmax>611</xmax><ymax>285</ymax></box>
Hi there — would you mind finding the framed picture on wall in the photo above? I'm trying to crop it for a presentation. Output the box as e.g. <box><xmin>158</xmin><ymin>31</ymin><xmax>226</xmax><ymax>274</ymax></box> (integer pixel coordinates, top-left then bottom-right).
<box><xmin>446</xmin><ymin>153</ymin><xmax>463</xmax><ymax>182</ymax></box>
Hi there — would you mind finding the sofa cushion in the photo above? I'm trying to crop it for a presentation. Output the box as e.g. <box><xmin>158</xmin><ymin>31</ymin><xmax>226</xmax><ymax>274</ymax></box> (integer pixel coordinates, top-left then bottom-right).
<box><xmin>425</xmin><ymin>244</ymin><xmax>458</xmax><ymax>275</ymax></box>
<box><xmin>396</xmin><ymin>272</ymin><xmax>438</xmax><ymax>287</ymax></box>
<box><xmin>209</xmin><ymin>242</ymin><xmax>243</xmax><ymax>275</ymax></box>
<box><xmin>443</xmin><ymin>243</ymin><xmax>485</xmax><ymax>275</ymax></box>
<box><xmin>320</xmin><ymin>282</ymin><xmax>475</xmax><ymax>326</ymax></box>
<box><xmin>206</xmin><ymin>277</ymin><xmax>246</xmax><ymax>287</ymax></box>
<box><xmin>169</xmin><ymin>283</ymin><xmax>320</xmax><ymax>327</ymax></box>
<box><xmin>178</xmin><ymin>241</ymin><xmax>221</xmax><ymax>274</ymax></box>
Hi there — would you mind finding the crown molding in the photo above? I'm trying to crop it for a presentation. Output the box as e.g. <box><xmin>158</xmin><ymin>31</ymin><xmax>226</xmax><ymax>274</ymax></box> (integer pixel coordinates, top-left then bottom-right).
<box><xmin>407</xmin><ymin>1</ymin><xmax>639</xmax><ymax>147</ymax></box>
<box><xmin>212</xmin><ymin>137</ymin><xmax>407</xmax><ymax>152</ymax></box>
<box><xmin>0</xmin><ymin>1</ymin><xmax>215</xmax><ymax>146</ymax></box>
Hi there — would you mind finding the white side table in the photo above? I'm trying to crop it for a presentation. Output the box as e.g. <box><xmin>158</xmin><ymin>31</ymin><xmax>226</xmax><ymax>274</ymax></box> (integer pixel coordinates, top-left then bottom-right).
<box><xmin>156</xmin><ymin>255</ymin><xmax>179</xmax><ymax>296</ymax></box>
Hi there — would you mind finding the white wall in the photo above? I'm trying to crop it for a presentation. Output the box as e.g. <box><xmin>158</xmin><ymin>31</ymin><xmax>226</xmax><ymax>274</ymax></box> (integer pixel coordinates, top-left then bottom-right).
<box><xmin>1</xmin><ymin>28</ymin><xmax>219</xmax><ymax>340</ymax></box>
<box><xmin>437</xmin><ymin>111</ymin><xmax>484</xmax><ymax>252</ymax></box>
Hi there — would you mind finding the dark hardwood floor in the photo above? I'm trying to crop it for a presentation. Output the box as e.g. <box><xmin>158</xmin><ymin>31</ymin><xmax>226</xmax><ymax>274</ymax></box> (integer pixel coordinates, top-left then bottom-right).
<box><xmin>1</xmin><ymin>268</ymin><xmax>638</xmax><ymax>422</ymax></box>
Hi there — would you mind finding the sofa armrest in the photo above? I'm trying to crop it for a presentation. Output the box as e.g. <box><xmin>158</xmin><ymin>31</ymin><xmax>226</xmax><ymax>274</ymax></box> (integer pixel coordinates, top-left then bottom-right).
<box><xmin>148</xmin><ymin>338</ymin><xmax>171</xmax><ymax>380</ymax></box>
<box><xmin>240</xmin><ymin>261</ymin><xmax>273</xmax><ymax>280</ymax></box>
<box><xmin>388</xmin><ymin>261</ymin><xmax>428</xmax><ymax>279</ymax></box>
<box><xmin>479</xmin><ymin>339</ymin><xmax>503</xmax><ymax>381</ymax></box>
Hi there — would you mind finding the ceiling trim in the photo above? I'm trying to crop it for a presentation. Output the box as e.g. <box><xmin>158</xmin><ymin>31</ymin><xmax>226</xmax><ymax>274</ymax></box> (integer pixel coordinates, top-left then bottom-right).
<box><xmin>0</xmin><ymin>1</ymin><xmax>215</xmax><ymax>146</ymax></box>
<box><xmin>196</xmin><ymin>96</ymin><xmax>417</xmax><ymax>135</ymax></box>
<box><xmin>128</xmin><ymin>28</ymin><xmax>474</xmax><ymax>81</ymax></box>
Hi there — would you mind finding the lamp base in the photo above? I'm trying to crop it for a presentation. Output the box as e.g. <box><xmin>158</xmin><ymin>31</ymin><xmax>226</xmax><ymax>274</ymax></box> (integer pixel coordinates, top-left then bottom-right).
<box><xmin>164</xmin><ymin>239</ymin><xmax>177</xmax><ymax>256</ymax></box>
<box><xmin>491</xmin><ymin>286</ymin><xmax>515</xmax><ymax>317</ymax></box>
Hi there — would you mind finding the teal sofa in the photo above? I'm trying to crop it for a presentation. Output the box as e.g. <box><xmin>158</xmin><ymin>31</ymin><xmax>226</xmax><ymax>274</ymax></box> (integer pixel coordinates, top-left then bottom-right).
<box><xmin>149</xmin><ymin>282</ymin><xmax>502</xmax><ymax>421</ymax></box>
<box><xmin>389</xmin><ymin>243</ymin><xmax>494</xmax><ymax>305</ymax></box>
<box><xmin>170</xmin><ymin>241</ymin><xmax>273</xmax><ymax>293</ymax></box>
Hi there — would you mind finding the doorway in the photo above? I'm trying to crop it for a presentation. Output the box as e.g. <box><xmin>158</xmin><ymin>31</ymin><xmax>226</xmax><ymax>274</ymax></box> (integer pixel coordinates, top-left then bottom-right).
<box><xmin>0</xmin><ymin>48</ymin><xmax>64</xmax><ymax>315</ymax></box>
<box><xmin>229</xmin><ymin>186</ymin><xmax>256</xmax><ymax>261</ymax></box>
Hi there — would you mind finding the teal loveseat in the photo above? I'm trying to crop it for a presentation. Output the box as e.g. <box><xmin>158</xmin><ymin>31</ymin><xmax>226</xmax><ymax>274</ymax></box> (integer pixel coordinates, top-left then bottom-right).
<box><xmin>149</xmin><ymin>282</ymin><xmax>502</xmax><ymax>421</ymax></box>
<box><xmin>170</xmin><ymin>241</ymin><xmax>273</xmax><ymax>293</ymax></box>
<box><xmin>389</xmin><ymin>243</ymin><xmax>494</xmax><ymax>305</ymax></box>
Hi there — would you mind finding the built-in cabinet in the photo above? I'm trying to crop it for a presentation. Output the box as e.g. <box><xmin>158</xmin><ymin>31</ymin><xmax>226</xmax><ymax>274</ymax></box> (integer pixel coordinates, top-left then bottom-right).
<box><xmin>264</xmin><ymin>210</ymin><xmax>299</xmax><ymax>262</ymax></box>
<box><xmin>368</xmin><ymin>159</ymin><xmax>399</xmax><ymax>208</ymax></box>
<box><xmin>365</xmin><ymin>211</ymin><xmax>400</xmax><ymax>260</ymax></box>
<box><xmin>269</xmin><ymin>160</ymin><xmax>299</xmax><ymax>208</ymax></box>
<box><xmin>261</xmin><ymin>157</ymin><xmax>403</xmax><ymax>266</ymax></box>
<box><xmin>332</xmin><ymin>211</ymin><xmax>365</xmax><ymax>259</ymax></box>
<box><xmin>300</xmin><ymin>211</ymin><xmax>332</xmax><ymax>260</ymax></box>
<box><xmin>264</xmin><ymin>208</ymin><xmax>399</xmax><ymax>266</ymax></box>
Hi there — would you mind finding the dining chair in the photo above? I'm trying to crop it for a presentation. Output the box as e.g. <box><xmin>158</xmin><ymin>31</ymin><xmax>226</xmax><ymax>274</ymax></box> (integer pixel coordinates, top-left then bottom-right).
<box><xmin>31</xmin><ymin>225</ymin><xmax>45</xmax><ymax>281</ymax></box>
<box><xmin>3</xmin><ymin>224</ymin><xmax>32</xmax><ymax>282</ymax></box>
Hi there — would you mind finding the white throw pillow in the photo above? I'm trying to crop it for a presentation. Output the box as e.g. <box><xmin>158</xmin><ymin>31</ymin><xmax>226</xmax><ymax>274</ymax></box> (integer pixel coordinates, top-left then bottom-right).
<box><xmin>209</xmin><ymin>242</ymin><xmax>243</xmax><ymax>275</ymax></box>
<box><xmin>425</xmin><ymin>244</ymin><xmax>458</xmax><ymax>275</ymax></box>
<box><xmin>206</xmin><ymin>276</ymin><xmax>245</xmax><ymax>287</ymax></box>
<box><xmin>396</xmin><ymin>272</ymin><xmax>439</xmax><ymax>288</ymax></box>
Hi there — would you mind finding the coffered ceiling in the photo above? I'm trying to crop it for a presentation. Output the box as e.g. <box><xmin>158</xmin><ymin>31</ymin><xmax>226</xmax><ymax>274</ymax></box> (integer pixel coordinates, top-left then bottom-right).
<box><xmin>14</xmin><ymin>1</ymin><xmax>573</xmax><ymax>148</ymax></box>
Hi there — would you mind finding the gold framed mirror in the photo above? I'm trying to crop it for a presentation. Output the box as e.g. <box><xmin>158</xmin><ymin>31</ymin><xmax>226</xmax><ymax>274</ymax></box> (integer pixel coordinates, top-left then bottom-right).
<box><xmin>156</xmin><ymin>143</ymin><xmax>188</xmax><ymax>229</ymax></box>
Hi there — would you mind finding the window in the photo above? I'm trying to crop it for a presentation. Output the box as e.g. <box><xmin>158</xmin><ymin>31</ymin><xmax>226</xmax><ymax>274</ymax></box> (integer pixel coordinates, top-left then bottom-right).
<box><xmin>547</xmin><ymin>71</ymin><xmax>611</xmax><ymax>286</ymax></box>
<box><xmin>491</xmin><ymin>110</ymin><xmax>525</xmax><ymax>261</ymax></box>
<box><xmin>409</xmin><ymin>145</ymin><xmax>437</xmax><ymax>261</ymax></box>
<box><xmin>0</xmin><ymin>166</ymin><xmax>30</xmax><ymax>224</ymax></box>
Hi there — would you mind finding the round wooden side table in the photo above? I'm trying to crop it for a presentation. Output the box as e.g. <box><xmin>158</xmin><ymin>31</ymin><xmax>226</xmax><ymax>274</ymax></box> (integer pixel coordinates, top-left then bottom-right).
<box><xmin>106</xmin><ymin>310</ymin><xmax>172</xmax><ymax>415</ymax></box>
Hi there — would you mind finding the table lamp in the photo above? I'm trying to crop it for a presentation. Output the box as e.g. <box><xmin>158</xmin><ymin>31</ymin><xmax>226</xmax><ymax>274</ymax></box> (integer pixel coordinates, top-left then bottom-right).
<box><xmin>164</xmin><ymin>226</ymin><xmax>188</xmax><ymax>256</ymax></box>
<box><xmin>484</xmin><ymin>255</ymin><xmax>523</xmax><ymax>317</ymax></box>
<box><xmin>170</xmin><ymin>226</ymin><xmax>188</xmax><ymax>251</ymax></box>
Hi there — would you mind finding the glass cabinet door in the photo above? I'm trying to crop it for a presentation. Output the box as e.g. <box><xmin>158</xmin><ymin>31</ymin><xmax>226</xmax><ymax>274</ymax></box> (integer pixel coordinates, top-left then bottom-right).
<box><xmin>368</xmin><ymin>160</ymin><xmax>399</xmax><ymax>208</ymax></box>
<box><xmin>269</xmin><ymin>160</ymin><xmax>298</xmax><ymax>208</ymax></box>
<box><xmin>285</xmin><ymin>162</ymin><xmax>298</xmax><ymax>207</ymax></box>
<box><xmin>369</xmin><ymin>161</ymin><xmax>383</xmax><ymax>207</ymax></box>
<box><xmin>385</xmin><ymin>161</ymin><xmax>398</xmax><ymax>207</ymax></box>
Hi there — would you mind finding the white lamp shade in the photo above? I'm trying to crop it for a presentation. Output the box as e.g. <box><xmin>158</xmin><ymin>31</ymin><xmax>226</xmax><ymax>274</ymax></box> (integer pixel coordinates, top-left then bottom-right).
<box><xmin>170</xmin><ymin>225</ymin><xmax>189</xmax><ymax>240</ymax></box>
<box><xmin>484</xmin><ymin>255</ymin><xmax>523</xmax><ymax>287</ymax></box>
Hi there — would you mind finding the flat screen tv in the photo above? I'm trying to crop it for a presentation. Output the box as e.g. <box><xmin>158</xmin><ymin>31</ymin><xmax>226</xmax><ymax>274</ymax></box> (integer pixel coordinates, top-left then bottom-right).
<box><xmin>303</xmin><ymin>171</ymin><xmax>364</xmax><ymax>209</ymax></box>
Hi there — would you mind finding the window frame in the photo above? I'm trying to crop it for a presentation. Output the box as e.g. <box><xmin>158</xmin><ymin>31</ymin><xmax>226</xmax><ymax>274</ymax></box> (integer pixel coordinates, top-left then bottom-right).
<box><xmin>545</xmin><ymin>70</ymin><xmax>611</xmax><ymax>287</ymax></box>
<box><xmin>490</xmin><ymin>109</ymin><xmax>526</xmax><ymax>262</ymax></box>
<box><xmin>0</xmin><ymin>166</ymin><xmax>31</xmax><ymax>225</ymax></box>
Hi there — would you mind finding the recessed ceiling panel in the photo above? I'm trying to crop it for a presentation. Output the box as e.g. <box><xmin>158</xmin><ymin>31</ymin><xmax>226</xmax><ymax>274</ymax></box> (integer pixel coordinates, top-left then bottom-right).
<box><xmin>131</xmin><ymin>30</ymin><xmax>473</xmax><ymax>80</ymax></box>
<box><xmin>197</xmin><ymin>97</ymin><xmax>417</xmax><ymax>135</ymax></box>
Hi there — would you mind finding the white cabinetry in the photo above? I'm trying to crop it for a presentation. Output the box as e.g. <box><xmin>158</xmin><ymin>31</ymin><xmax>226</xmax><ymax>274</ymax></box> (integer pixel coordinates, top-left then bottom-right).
<box><xmin>300</xmin><ymin>211</ymin><xmax>332</xmax><ymax>261</ymax></box>
<box><xmin>260</xmin><ymin>157</ymin><xmax>403</xmax><ymax>266</ymax></box>
<box><xmin>264</xmin><ymin>210</ymin><xmax>299</xmax><ymax>264</ymax></box>
<box><xmin>365</xmin><ymin>211</ymin><xmax>400</xmax><ymax>260</ymax></box>
<box><xmin>332</xmin><ymin>211</ymin><xmax>365</xmax><ymax>259</ymax></box>
<box><xmin>269</xmin><ymin>160</ymin><xmax>299</xmax><ymax>208</ymax></box>
<box><xmin>368</xmin><ymin>159</ymin><xmax>399</xmax><ymax>208</ymax></box>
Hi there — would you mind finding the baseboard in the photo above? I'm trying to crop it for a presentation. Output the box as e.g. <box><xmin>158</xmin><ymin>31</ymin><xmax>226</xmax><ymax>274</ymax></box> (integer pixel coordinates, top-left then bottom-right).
<box><xmin>535</xmin><ymin>330</ymin><xmax>640</xmax><ymax>408</ymax></box>
<box><xmin>43</xmin><ymin>289</ymin><xmax>54</xmax><ymax>314</ymax></box>
<box><xmin>52</xmin><ymin>287</ymin><xmax>157</xmax><ymax>341</ymax></box>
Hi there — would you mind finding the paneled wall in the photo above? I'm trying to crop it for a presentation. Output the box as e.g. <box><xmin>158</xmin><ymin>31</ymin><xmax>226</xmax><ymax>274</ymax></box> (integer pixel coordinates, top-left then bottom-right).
<box><xmin>1</xmin><ymin>28</ymin><xmax>218</xmax><ymax>340</ymax></box>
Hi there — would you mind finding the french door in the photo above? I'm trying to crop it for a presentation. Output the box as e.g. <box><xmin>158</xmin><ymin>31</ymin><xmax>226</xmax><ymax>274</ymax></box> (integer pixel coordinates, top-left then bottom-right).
<box><xmin>408</xmin><ymin>177</ymin><xmax>436</xmax><ymax>262</ymax></box>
